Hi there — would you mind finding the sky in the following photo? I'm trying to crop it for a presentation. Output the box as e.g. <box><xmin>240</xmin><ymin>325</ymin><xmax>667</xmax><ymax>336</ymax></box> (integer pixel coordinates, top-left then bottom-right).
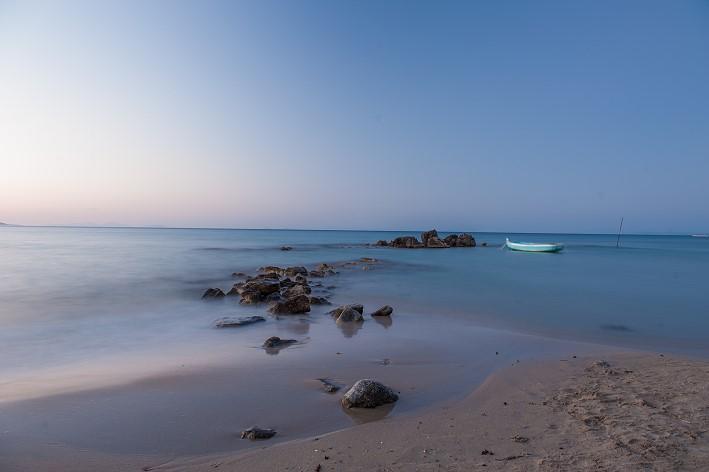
<box><xmin>1</xmin><ymin>0</ymin><xmax>708</xmax><ymax>233</ymax></box>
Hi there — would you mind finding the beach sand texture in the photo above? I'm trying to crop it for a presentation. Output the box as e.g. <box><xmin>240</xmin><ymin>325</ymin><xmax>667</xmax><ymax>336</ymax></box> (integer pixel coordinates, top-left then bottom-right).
<box><xmin>157</xmin><ymin>353</ymin><xmax>709</xmax><ymax>472</ymax></box>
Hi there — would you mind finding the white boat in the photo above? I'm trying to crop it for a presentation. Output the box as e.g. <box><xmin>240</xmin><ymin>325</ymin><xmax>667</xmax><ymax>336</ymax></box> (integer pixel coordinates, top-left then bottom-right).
<box><xmin>505</xmin><ymin>238</ymin><xmax>564</xmax><ymax>253</ymax></box>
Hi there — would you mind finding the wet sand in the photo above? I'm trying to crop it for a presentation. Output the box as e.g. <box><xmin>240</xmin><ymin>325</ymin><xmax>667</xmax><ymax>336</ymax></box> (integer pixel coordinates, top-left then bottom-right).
<box><xmin>4</xmin><ymin>352</ymin><xmax>709</xmax><ymax>471</ymax></box>
<box><xmin>154</xmin><ymin>353</ymin><xmax>709</xmax><ymax>472</ymax></box>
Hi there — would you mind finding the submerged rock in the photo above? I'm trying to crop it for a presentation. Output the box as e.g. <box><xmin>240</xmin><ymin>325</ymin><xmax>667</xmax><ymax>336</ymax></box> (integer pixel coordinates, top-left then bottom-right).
<box><xmin>317</xmin><ymin>378</ymin><xmax>341</xmax><ymax>393</ymax></box>
<box><xmin>269</xmin><ymin>294</ymin><xmax>311</xmax><ymax>314</ymax></box>
<box><xmin>280</xmin><ymin>246</ymin><xmax>293</xmax><ymax>251</ymax></box>
<box><xmin>374</xmin><ymin>240</ymin><xmax>389</xmax><ymax>246</ymax></box>
<box><xmin>341</xmin><ymin>379</ymin><xmax>399</xmax><ymax>409</ymax></box>
<box><xmin>371</xmin><ymin>305</ymin><xmax>393</xmax><ymax>317</ymax></box>
<box><xmin>309</xmin><ymin>296</ymin><xmax>331</xmax><ymax>305</ymax></box>
<box><xmin>240</xmin><ymin>426</ymin><xmax>277</xmax><ymax>440</ymax></box>
<box><xmin>309</xmin><ymin>270</ymin><xmax>325</xmax><ymax>278</ymax></box>
<box><xmin>214</xmin><ymin>316</ymin><xmax>265</xmax><ymax>328</ymax></box>
<box><xmin>263</xmin><ymin>336</ymin><xmax>297</xmax><ymax>348</ymax></box>
<box><xmin>328</xmin><ymin>304</ymin><xmax>364</xmax><ymax>317</ymax></box>
<box><xmin>202</xmin><ymin>288</ymin><xmax>226</xmax><ymax>299</ymax></box>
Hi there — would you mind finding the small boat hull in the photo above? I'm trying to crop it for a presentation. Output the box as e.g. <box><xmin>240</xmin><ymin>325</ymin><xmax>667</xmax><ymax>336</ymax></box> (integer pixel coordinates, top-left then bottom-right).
<box><xmin>505</xmin><ymin>238</ymin><xmax>564</xmax><ymax>253</ymax></box>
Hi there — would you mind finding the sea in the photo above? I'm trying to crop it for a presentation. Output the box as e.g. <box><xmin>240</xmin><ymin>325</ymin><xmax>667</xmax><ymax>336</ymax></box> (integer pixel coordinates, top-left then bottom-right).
<box><xmin>0</xmin><ymin>226</ymin><xmax>707</xmax><ymax>459</ymax></box>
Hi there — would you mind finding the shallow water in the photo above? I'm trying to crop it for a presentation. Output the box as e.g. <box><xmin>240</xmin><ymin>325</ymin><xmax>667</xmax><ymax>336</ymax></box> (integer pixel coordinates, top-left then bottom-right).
<box><xmin>0</xmin><ymin>226</ymin><xmax>707</xmax><ymax>461</ymax></box>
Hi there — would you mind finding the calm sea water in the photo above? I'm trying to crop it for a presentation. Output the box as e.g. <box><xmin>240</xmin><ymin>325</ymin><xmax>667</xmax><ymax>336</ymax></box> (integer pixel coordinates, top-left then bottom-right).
<box><xmin>1</xmin><ymin>226</ymin><xmax>708</xmax><ymax>382</ymax></box>
<box><xmin>1</xmin><ymin>226</ymin><xmax>708</xmax><ymax>459</ymax></box>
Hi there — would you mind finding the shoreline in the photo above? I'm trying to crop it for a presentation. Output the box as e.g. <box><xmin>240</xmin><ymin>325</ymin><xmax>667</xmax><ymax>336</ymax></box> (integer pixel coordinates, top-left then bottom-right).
<box><xmin>3</xmin><ymin>351</ymin><xmax>709</xmax><ymax>471</ymax></box>
<box><xmin>154</xmin><ymin>352</ymin><xmax>709</xmax><ymax>472</ymax></box>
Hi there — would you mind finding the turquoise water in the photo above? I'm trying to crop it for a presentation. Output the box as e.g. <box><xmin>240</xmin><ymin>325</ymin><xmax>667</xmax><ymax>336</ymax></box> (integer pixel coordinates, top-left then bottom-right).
<box><xmin>1</xmin><ymin>226</ymin><xmax>708</xmax><ymax>378</ymax></box>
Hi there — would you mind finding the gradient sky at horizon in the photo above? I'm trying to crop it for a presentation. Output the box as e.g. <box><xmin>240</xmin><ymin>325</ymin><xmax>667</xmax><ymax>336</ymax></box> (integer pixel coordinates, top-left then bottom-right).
<box><xmin>1</xmin><ymin>0</ymin><xmax>708</xmax><ymax>233</ymax></box>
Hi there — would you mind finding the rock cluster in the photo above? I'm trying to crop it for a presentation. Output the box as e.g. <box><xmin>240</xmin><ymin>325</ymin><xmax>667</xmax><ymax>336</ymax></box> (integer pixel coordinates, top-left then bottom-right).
<box><xmin>375</xmin><ymin>229</ymin><xmax>475</xmax><ymax>249</ymax></box>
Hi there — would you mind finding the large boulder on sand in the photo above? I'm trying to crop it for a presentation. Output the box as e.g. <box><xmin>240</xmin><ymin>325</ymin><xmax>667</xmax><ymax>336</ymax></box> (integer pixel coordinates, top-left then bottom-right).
<box><xmin>269</xmin><ymin>294</ymin><xmax>311</xmax><ymax>314</ymax></box>
<box><xmin>341</xmin><ymin>379</ymin><xmax>399</xmax><ymax>409</ymax></box>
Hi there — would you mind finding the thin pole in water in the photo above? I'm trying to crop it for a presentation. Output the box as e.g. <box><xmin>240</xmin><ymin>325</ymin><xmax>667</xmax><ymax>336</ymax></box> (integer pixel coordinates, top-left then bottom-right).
<box><xmin>616</xmin><ymin>217</ymin><xmax>624</xmax><ymax>248</ymax></box>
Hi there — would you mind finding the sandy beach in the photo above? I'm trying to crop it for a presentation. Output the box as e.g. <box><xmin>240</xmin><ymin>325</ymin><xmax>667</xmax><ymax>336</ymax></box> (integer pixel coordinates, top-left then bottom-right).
<box><xmin>148</xmin><ymin>352</ymin><xmax>709</xmax><ymax>472</ymax></box>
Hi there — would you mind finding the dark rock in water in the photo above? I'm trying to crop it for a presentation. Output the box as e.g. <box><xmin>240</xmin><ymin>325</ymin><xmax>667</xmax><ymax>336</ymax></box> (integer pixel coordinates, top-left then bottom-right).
<box><xmin>280</xmin><ymin>246</ymin><xmax>293</xmax><ymax>251</ymax></box>
<box><xmin>391</xmin><ymin>236</ymin><xmax>423</xmax><ymax>248</ymax></box>
<box><xmin>294</xmin><ymin>274</ymin><xmax>308</xmax><ymax>284</ymax></box>
<box><xmin>456</xmin><ymin>233</ymin><xmax>476</xmax><ymax>247</ymax></box>
<box><xmin>240</xmin><ymin>426</ymin><xmax>276</xmax><ymax>440</ymax></box>
<box><xmin>260</xmin><ymin>265</ymin><xmax>284</xmax><ymax>275</ymax></box>
<box><xmin>360</xmin><ymin>257</ymin><xmax>377</xmax><ymax>263</ymax></box>
<box><xmin>265</xmin><ymin>292</ymin><xmax>282</xmax><ymax>302</ymax></box>
<box><xmin>426</xmin><ymin>236</ymin><xmax>449</xmax><ymax>248</ymax></box>
<box><xmin>226</xmin><ymin>283</ymin><xmax>244</xmax><ymax>296</ymax></box>
<box><xmin>329</xmin><ymin>304</ymin><xmax>364</xmax><ymax>317</ymax></box>
<box><xmin>285</xmin><ymin>266</ymin><xmax>308</xmax><ymax>277</ymax></box>
<box><xmin>281</xmin><ymin>283</ymin><xmax>311</xmax><ymax>298</ymax></box>
<box><xmin>374</xmin><ymin>240</ymin><xmax>389</xmax><ymax>246</ymax></box>
<box><xmin>269</xmin><ymin>294</ymin><xmax>311</xmax><ymax>314</ymax></box>
<box><xmin>309</xmin><ymin>270</ymin><xmax>325</xmax><ymax>278</ymax></box>
<box><xmin>443</xmin><ymin>234</ymin><xmax>459</xmax><ymax>246</ymax></box>
<box><xmin>263</xmin><ymin>336</ymin><xmax>297</xmax><ymax>348</ymax></box>
<box><xmin>371</xmin><ymin>305</ymin><xmax>393</xmax><ymax>317</ymax></box>
<box><xmin>214</xmin><ymin>316</ymin><xmax>265</xmax><ymax>328</ymax></box>
<box><xmin>336</xmin><ymin>306</ymin><xmax>364</xmax><ymax>323</ymax></box>
<box><xmin>481</xmin><ymin>242</ymin><xmax>488</xmax><ymax>247</ymax></box>
<box><xmin>316</xmin><ymin>263</ymin><xmax>334</xmax><ymax>271</ymax></box>
<box><xmin>317</xmin><ymin>378</ymin><xmax>341</xmax><ymax>393</ymax></box>
<box><xmin>239</xmin><ymin>290</ymin><xmax>262</xmax><ymax>304</ymax></box>
<box><xmin>421</xmin><ymin>229</ymin><xmax>438</xmax><ymax>246</ymax></box>
<box><xmin>232</xmin><ymin>272</ymin><xmax>247</xmax><ymax>278</ymax></box>
<box><xmin>202</xmin><ymin>288</ymin><xmax>225</xmax><ymax>299</ymax></box>
<box><xmin>341</xmin><ymin>379</ymin><xmax>399</xmax><ymax>409</ymax></box>
<box><xmin>255</xmin><ymin>272</ymin><xmax>281</xmax><ymax>280</ymax></box>
<box><xmin>309</xmin><ymin>296</ymin><xmax>331</xmax><ymax>305</ymax></box>
<box><xmin>241</xmin><ymin>278</ymin><xmax>281</xmax><ymax>296</ymax></box>
<box><xmin>279</xmin><ymin>277</ymin><xmax>296</xmax><ymax>289</ymax></box>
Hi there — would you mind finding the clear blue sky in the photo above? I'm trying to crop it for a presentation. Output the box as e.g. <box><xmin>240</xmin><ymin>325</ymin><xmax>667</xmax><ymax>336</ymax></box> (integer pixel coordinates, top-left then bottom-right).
<box><xmin>1</xmin><ymin>0</ymin><xmax>707</xmax><ymax>233</ymax></box>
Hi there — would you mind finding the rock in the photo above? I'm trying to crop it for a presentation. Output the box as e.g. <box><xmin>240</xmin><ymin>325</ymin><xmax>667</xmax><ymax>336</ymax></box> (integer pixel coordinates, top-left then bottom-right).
<box><xmin>244</xmin><ymin>278</ymin><xmax>281</xmax><ymax>295</ymax></box>
<box><xmin>226</xmin><ymin>283</ymin><xmax>244</xmax><ymax>296</ymax></box>
<box><xmin>294</xmin><ymin>274</ymin><xmax>308</xmax><ymax>284</ymax></box>
<box><xmin>255</xmin><ymin>272</ymin><xmax>281</xmax><ymax>280</ymax></box>
<box><xmin>280</xmin><ymin>246</ymin><xmax>293</xmax><ymax>251</ymax></box>
<box><xmin>421</xmin><ymin>229</ymin><xmax>438</xmax><ymax>246</ymax></box>
<box><xmin>425</xmin><ymin>236</ymin><xmax>449</xmax><ymax>248</ymax></box>
<box><xmin>285</xmin><ymin>266</ymin><xmax>308</xmax><ymax>277</ymax></box>
<box><xmin>309</xmin><ymin>270</ymin><xmax>324</xmax><ymax>278</ymax></box>
<box><xmin>456</xmin><ymin>233</ymin><xmax>476</xmax><ymax>247</ymax></box>
<box><xmin>232</xmin><ymin>272</ymin><xmax>247</xmax><ymax>278</ymax></box>
<box><xmin>317</xmin><ymin>378</ymin><xmax>341</xmax><ymax>393</ymax></box>
<box><xmin>316</xmin><ymin>263</ymin><xmax>334</xmax><ymax>271</ymax></box>
<box><xmin>281</xmin><ymin>283</ymin><xmax>311</xmax><ymax>298</ymax></box>
<box><xmin>329</xmin><ymin>304</ymin><xmax>364</xmax><ymax>317</ymax></box>
<box><xmin>263</xmin><ymin>336</ymin><xmax>297</xmax><ymax>348</ymax></box>
<box><xmin>390</xmin><ymin>236</ymin><xmax>423</xmax><ymax>248</ymax></box>
<box><xmin>371</xmin><ymin>305</ymin><xmax>393</xmax><ymax>317</ymax></box>
<box><xmin>260</xmin><ymin>266</ymin><xmax>284</xmax><ymax>275</ymax></box>
<box><xmin>341</xmin><ymin>379</ymin><xmax>399</xmax><ymax>409</ymax></box>
<box><xmin>279</xmin><ymin>278</ymin><xmax>296</xmax><ymax>289</ymax></box>
<box><xmin>360</xmin><ymin>257</ymin><xmax>377</xmax><ymax>262</ymax></box>
<box><xmin>239</xmin><ymin>290</ymin><xmax>263</xmax><ymax>304</ymax></box>
<box><xmin>240</xmin><ymin>427</ymin><xmax>276</xmax><ymax>440</ymax></box>
<box><xmin>202</xmin><ymin>288</ymin><xmax>225</xmax><ymax>299</ymax></box>
<box><xmin>214</xmin><ymin>316</ymin><xmax>265</xmax><ymax>328</ymax></box>
<box><xmin>374</xmin><ymin>240</ymin><xmax>389</xmax><ymax>246</ymax></box>
<box><xmin>309</xmin><ymin>296</ymin><xmax>331</xmax><ymax>305</ymax></box>
<box><xmin>481</xmin><ymin>242</ymin><xmax>488</xmax><ymax>247</ymax></box>
<box><xmin>336</xmin><ymin>306</ymin><xmax>364</xmax><ymax>323</ymax></box>
<box><xmin>269</xmin><ymin>294</ymin><xmax>311</xmax><ymax>314</ymax></box>
<box><xmin>443</xmin><ymin>234</ymin><xmax>459</xmax><ymax>246</ymax></box>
